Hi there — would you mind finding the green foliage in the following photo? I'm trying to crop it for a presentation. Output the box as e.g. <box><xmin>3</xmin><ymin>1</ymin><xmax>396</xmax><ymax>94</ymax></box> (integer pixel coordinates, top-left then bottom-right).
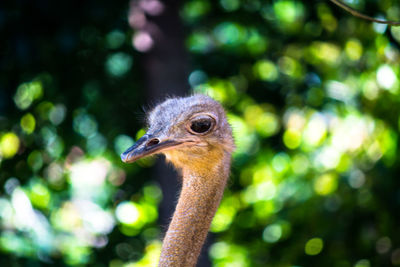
<box><xmin>1</xmin><ymin>0</ymin><xmax>400</xmax><ymax>266</ymax></box>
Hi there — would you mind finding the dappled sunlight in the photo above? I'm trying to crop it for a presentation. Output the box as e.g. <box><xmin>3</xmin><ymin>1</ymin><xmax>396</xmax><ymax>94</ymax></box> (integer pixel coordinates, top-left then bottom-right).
<box><xmin>1</xmin><ymin>0</ymin><xmax>400</xmax><ymax>266</ymax></box>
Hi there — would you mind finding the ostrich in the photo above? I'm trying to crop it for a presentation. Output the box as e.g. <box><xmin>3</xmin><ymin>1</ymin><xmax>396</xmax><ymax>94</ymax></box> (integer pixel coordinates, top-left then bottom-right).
<box><xmin>121</xmin><ymin>94</ymin><xmax>234</xmax><ymax>266</ymax></box>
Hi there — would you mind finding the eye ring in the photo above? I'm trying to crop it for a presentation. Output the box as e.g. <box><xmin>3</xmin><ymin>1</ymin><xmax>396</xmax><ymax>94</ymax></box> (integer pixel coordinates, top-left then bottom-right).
<box><xmin>186</xmin><ymin>114</ymin><xmax>216</xmax><ymax>135</ymax></box>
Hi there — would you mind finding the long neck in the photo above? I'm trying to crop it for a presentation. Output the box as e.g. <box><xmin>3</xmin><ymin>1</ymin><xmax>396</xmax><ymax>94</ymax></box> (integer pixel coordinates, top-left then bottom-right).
<box><xmin>158</xmin><ymin>152</ymin><xmax>231</xmax><ymax>267</ymax></box>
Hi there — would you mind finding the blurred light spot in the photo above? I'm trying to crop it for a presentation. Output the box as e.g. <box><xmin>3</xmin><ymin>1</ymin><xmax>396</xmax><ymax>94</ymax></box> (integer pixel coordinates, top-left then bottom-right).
<box><xmin>257</xmin><ymin>181</ymin><xmax>276</xmax><ymax>200</ymax></box>
<box><xmin>116</xmin><ymin>201</ymin><xmax>140</xmax><ymax>225</ymax></box>
<box><xmin>244</xmin><ymin>105</ymin><xmax>279</xmax><ymax>137</ymax></box>
<box><xmin>186</xmin><ymin>32</ymin><xmax>213</xmax><ymax>53</ymax></box>
<box><xmin>213</xmin><ymin>22</ymin><xmax>246</xmax><ymax>46</ymax></box>
<box><xmin>253</xmin><ymin>200</ymin><xmax>281</xmax><ymax>219</ymax></box>
<box><xmin>73</xmin><ymin>111</ymin><xmax>98</xmax><ymax>138</ymax></box>
<box><xmin>129</xmin><ymin>6</ymin><xmax>146</xmax><ymax>28</ymax></box>
<box><xmin>29</xmin><ymin>180</ymin><xmax>51</xmax><ymax>209</ymax></box>
<box><xmin>377</xmin><ymin>65</ymin><xmax>396</xmax><ymax>90</ymax></box>
<box><xmin>114</xmin><ymin>134</ymin><xmax>134</xmax><ymax>155</ymax></box>
<box><xmin>228</xmin><ymin>114</ymin><xmax>257</xmax><ymax>156</ymax></box>
<box><xmin>348</xmin><ymin>169</ymin><xmax>365</xmax><ymax>189</ymax></box>
<box><xmin>278</xmin><ymin>56</ymin><xmax>303</xmax><ymax>78</ymax></box>
<box><xmin>274</xmin><ymin>0</ymin><xmax>304</xmax><ymax>27</ymax></box>
<box><xmin>331</xmin><ymin>115</ymin><xmax>368</xmax><ymax>153</ymax></box>
<box><xmin>13</xmin><ymin>80</ymin><xmax>43</xmax><ymax>110</ymax></box>
<box><xmin>391</xmin><ymin>26</ymin><xmax>400</xmax><ymax>43</ymax></box>
<box><xmin>0</xmin><ymin>198</ymin><xmax>13</xmax><ymax>221</ymax></box>
<box><xmin>362</xmin><ymin>79</ymin><xmax>379</xmax><ymax>100</ymax></box>
<box><xmin>292</xmin><ymin>154</ymin><xmax>309</xmax><ymax>174</ymax></box>
<box><xmin>244</xmin><ymin>105</ymin><xmax>263</xmax><ymax>126</ymax></box>
<box><xmin>211</xmin><ymin>196</ymin><xmax>238</xmax><ymax>232</ymax></box>
<box><xmin>108</xmin><ymin>169</ymin><xmax>126</xmax><ymax>186</ymax></box>
<box><xmin>0</xmin><ymin>132</ymin><xmax>20</xmax><ymax>158</ymax></box>
<box><xmin>306</xmin><ymin>72</ymin><xmax>321</xmax><ymax>86</ymax></box>
<box><xmin>243</xmin><ymin>182</ymin><xmax>275</xmax><ymax>204</ymax></box>
<box><xmin>106</xmin><ymin>30</ymin><xmax>126</xmax><ymax>49</ymax></box>
<box><xmin>314</xmin><ymin>173</ymin><xmax>337</xmax><ymax>195</ymax></box>
<box><xmin>376</xmin><ymin>236</ymin><xmax>391</xmax><ymax>254</ymax></box>
<box><xmin>143</xmin><ymin>184</ymin><xmax>162</xmax><ymax>204</ymax></box>
<box><xmin>209</xmin><ymin>241</ymin><xmax>229</xmax><ymax>259</ymax></box>
<box><xmin>70</xmin><ymin>159</ymin><xmax>109</xmax><ymax>187</ymax></box>
<box><xmin>256</xmin><ymin>112</ymin><xmax>279</xmax><ymax>137</ymax></box>
<box><xmin>188</xmin><ymin>70</ymin><xmax>208</xmax><ymax>87</ymax></box>
<box><xmin>133</xmin><ymin>31</ymin><xmax>154</xmax><ymax>52</ymax></box>
<box><xmin>93</xmin><ymin>236</ymin><xmax>108</xmax><ymax>248</ymax></box>
<box><xmin>209</xmin><ymin>241</ymin><xmax>249</xmax><ymax>266</ymax></box>
<box><xmin>49</xmin><ymin>104</ymin><xmax>67</xmax><ymax>125</ymax></box>
<box><xmin>253</xmin><ymin>60</ymin><xmax>278</xmax><ymax>81</ymax></box>
<box><xmin>36</xmin><ymin>101</ymin><xmax>54</xmax><ymax>120</ymax></box>
<box><xmin>44</xmin><ymin>162</ymin><xmax>64</xmax><ymax>188</ymax></box>
<box><xmin>220</xmin><ymin>0</ymin><xmax>240</xmax><ymax>12</ymax></box>
<box><xmin>373</xmin><ymin>20</ymin><xmax>387</xmax><ymax>33</ymax></box>
<box><xmin>315</xmin><ymin>146</ymin><xmax>341</xmax><ymax>170</ymax></box>
<box><xmin>75</xmin><ymin>200</ymin><xmax>115</xmax><ymax>235</ymax></box>
<box><xmin>285</xmin><ymin>108</ymin><xmax>305</xmax><ymax>130</ymax></box>
<box><xmin>140</xmin><ymin>0</ymin><xmax>164</xmax><ymax>15</ymax></box>
<box><xmin>303</xmin><ymin>113</ymin><xmax>327</xmax><ymax>146</ymax></box>
<box><xmin>246</xmin><ymin>29</ymin><xmax>268</xmax><ymax>55</ymax></box>
<box><xmin>305</xmin><ymin>237</ymin><xmax>323</xmax><ymax>255</ymax></box>
<box><xmin>392</xmin><ymin>248</ymin><xmax>400</xmax><ymax>265</ymax></box>
<box><xmin>130</xmin><ymin>240</ymin><xmax>161</xmax><ymax>267</ymax></box>
<box><xmin>181</xmin><ymin>0</ymin><xmax>210</xmax><ymax>22</ymax></box>
<box><xmin>283</xmin><ymin>129</ymin><xmax>301</xmax><ymax>149</ymax></box>
<box><xmin>105</xmin><ymin>52</ymin><xmax>133</xmax><ymax>77</ymax></box>
<box><xmin>308</xmin><ymin>42</ymin><xmax>340</xmax><ymax>66</ymax></box>
<box><xmin>40</xmin><ymin>126</ymin><xmax>57</xmax><ymax>145</ymax></box>
<box><xmin>345</xmin><ymin>39</ymin><xmax>363</xmax><ymax>61</ymax></box>
<box><xmin>51</xmin><ymin>202</ymin><xmax>81</xmax><ymax>231</ymax></box>
<box><xmin>69</xmin><ymin>159</ymin><xmax>111</xmax><ymax>202</ymax></box>
<box><xmin>136</xmin><ymin>128</ymin><xmax>146</xmax><ymax>140</ymax></box>
<box><xmin>27</xmin><ymin>151</ymin><xmax>43</xmax><ymax>172</ymax></box>
<box><xmin>272</xmin><ymin>153</ymin><xmax>291</xmax><ymax>174</ymax></box>
<box><xmin>317</xmin><ymin>4</ymin><xmax>337</xmax><ymax>32</ymax></box>
<box><xmin>303</xmin><ymin>113</ymin><xmax>327</xmax><ymax>147</ymax></box>
<box><xmin>11</xmin><ymin>188</ymin><xmax>52</xmax><ymax>250</ymax></box>
<box><xmin>263</xmin><ymin>224</ymin><xmax>282</xmax><ymax>243</ymax></box>
<box><xmin>355</xmin><ymin>259</ymin><xmax>371</xmax><ymax>267</ymax></box>
<box><xmin>326</xmin><ymin>81</ymin><xmax>355</xmax><ymax>103</ymax></box>
<box><xmin>4</xmin><ymin>178</ymin><xmax>20</xmax><ymax>195</ymax></box>
<box><xmin>195</xmin><ymin>79</ymin><xmax>237</xmax><ymax>105</ymax></box>
<box><xmin>87</xmin><ymin>133</ymin><xmax>107</xmax><ymax>156</ymax></box>
<box><xmin>20</xmin><ymin>113</ymin><xmax>36</xmax><ymax>134</ymax></box>
<box><xmin>46</xmin><ymin>136</ymin><xmax>64</xmax><ymax>159</ymax></box>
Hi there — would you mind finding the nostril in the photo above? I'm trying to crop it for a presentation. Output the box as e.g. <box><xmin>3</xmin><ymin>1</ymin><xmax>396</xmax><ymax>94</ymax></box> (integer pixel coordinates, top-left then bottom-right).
<box><xmin>146</xmin><ymin>138</ymin><xmax>160</xmax><ymax>147</ymax></box>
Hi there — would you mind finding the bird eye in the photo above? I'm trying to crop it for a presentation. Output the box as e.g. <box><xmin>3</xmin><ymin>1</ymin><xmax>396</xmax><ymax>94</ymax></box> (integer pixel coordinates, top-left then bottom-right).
<box><xmin>188</xmin><ymin>116</ymin><xmax>215</xmax><ymax>134</ymax></box>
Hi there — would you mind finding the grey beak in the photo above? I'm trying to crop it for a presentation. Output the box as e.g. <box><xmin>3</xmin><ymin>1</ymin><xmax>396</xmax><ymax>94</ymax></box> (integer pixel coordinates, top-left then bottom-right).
<box><xmin>121</xmin><ymin>134</ymin><xmax>181</xmax><ymax>163</ymax></box>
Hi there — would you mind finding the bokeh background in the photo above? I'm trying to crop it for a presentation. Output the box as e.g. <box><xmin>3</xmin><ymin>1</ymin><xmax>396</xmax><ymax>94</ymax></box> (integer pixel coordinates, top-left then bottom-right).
<box><xmin>1</xmin><ymin>0</ymin><xmax>400</xmax><ymax>266</ymax></box>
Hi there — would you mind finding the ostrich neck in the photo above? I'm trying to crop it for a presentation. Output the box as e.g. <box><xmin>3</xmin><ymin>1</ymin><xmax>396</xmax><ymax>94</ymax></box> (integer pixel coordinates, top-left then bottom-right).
<box><xmin>158</xmin><ymin>152</ymin><xmax>231</xmax><ymax>267</ymax></box>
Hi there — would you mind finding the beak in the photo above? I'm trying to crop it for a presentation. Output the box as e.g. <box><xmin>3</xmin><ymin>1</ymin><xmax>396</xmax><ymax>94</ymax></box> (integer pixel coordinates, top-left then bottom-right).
<box><xmin>121</xmin><ymin>134</ymin><xmax>182</xmax><ymax>163</ymax></box>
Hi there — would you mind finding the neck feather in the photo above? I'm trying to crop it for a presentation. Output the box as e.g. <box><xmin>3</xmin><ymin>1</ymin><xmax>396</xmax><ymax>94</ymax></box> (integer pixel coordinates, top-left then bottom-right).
<box><xmin>158</xmin><ymin>151</ymin><xmax>231</xmax><ymax>267</ymax></box>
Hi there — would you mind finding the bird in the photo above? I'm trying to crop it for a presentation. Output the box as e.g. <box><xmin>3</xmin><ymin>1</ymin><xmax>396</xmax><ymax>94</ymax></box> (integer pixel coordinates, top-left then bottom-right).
<box><xmin>121</xmin><ymin>94</ymin><xmax>234</xmax><ymax>267</ymax></box>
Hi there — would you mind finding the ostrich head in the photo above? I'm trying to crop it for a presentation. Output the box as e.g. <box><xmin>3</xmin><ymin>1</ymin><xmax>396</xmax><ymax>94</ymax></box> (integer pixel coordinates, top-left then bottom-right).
<box><xmin>121</xmin><ymin>94</ymin><xmax>234</xmax><ymax>170</ymax></box>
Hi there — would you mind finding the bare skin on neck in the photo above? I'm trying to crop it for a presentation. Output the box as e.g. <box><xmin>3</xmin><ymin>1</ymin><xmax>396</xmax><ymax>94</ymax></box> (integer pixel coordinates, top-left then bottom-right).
<box><xmin>160</xmin><ymin>149</ymin><xmax>231</xmax><ymax>266</ymax></box>
<box><xmin>121</xmin><ymin>95</ymin><xmax>234</xmax><ymax>267</ymax></box>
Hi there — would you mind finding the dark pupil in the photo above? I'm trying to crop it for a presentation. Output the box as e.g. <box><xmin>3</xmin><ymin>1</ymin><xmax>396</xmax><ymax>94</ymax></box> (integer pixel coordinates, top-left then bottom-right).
<box><xmin>190</xmin><ymin>119</ymin><xmax>212</xmax><ymax>133</ymax></box>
